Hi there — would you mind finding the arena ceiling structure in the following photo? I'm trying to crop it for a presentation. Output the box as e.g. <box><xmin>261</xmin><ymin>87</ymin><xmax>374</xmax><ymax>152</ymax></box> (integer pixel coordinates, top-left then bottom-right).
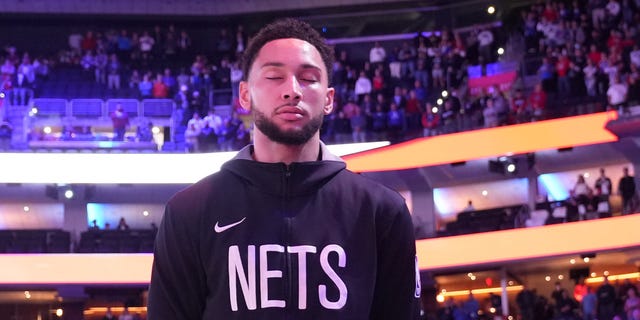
<box><xmin>0</xmin><ymin>0</ymin><xmax>521</xmax><ymax>37</ymax></box>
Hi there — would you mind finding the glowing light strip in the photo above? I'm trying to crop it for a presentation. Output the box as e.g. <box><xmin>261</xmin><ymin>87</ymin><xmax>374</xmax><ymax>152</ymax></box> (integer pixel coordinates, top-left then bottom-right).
<box><xmin>441</xmin><ymin>285</ymin><xmax>524</xmax><ymax>297</ymax></box>
<box><xmin>0</xmin><ymin>215</ymin><xmax>637</xmax><ymax>285</ymax></box>
<box><xmin>84</xmin><ymin>307</ymin><xmax>147</xmax><ymax>315</ymax></box>
<box><xmin>0</xmin><ymin>141</ymin><xmax>389</xmax><ymax>184</ymax></box>
<box><xmin>416</xmin><ymin>214</ymin><xmax>640</xmax><ymax>271</ymax></box>
<box><xmin>344</xmin><ymin>112</ymin><xmax>619</xmax><ymax>172</ymax></box>
<box><xmin>0</xmin><ymin>254</ymin><xmax>152</xmax><ymax>285</ymax></box>
<box><xmin>584</xmin><ymin>272</ymin><xmax>640</xmax><ymax>284</ymax></box>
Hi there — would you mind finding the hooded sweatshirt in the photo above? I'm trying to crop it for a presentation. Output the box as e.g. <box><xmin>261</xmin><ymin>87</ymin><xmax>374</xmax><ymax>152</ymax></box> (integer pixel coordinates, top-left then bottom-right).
<box><xmin>148</xmin><ymin>144</ymin><xmax>420</xmax><ymax>319</ymax></box>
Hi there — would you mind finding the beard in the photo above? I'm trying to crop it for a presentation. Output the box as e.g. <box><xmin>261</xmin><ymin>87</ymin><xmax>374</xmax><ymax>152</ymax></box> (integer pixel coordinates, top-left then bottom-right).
<box><xmin>252</xmin><ymin>103</ymin><xmax>324</xmax><ymax>146</ymax></box>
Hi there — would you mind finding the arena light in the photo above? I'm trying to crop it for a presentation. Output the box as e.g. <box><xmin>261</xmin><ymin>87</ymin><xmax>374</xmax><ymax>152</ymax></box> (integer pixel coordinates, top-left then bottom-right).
<box><xmin>0</xmin><ymin>141</ymin><xmax>389</xmax><ymax>184</ymax></box>
<box><xmin>0</xmin><ymin>216</ymin><xmax>638</xmax><ymax>284</ymax></box>
<box><xmin>344</xmin><ymin>112</ymin><xmax>618</xmax><ymax>173</ymax></box>
<box><xmin>584</xmin><ymin>272</ymin><xmax>640</xmax><ymax>284</ymax></box>
<box><xmin>416</xmin><ymin>214</ymin><xmax>640</xmax><ymax>271</ymax></box>
<box><xmin>438</xmin><ymin>285</ymin><xmax>523</xmax><ymax>298</ymax></box>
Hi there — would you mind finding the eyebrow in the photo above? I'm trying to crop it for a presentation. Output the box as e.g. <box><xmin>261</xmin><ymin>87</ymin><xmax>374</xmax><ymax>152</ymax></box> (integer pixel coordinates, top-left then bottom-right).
<box><xmin>260</xmin><ymin>62</ymin><xmax>322</xmax><ymax>72</ymax></box>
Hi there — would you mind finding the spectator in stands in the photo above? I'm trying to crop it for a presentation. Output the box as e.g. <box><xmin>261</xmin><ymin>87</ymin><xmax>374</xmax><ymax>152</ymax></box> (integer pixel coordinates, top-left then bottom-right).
<box><xmin>117</xmin><ymin>30</ymin><xmax>133</xmax><ymax>63</ymax></box>
<box><xmin>629</xmin><ymin>64</ymin><xmax>640</xmax><ymax>106</ymax></box>
<box><xmin>233</xmin><ymin>25</ymin><xmax>247</xmax><ymax>56</ymax></box>
<box><xmin>477</xmin><ymin>27</ymin><xmax>494</xmax><ymax>63</ymax></box>
<box><xmin>618</xmin><ymin>167</ymin><xmax>637</xmax><ymax>214</ymax></box>
<box><xmin>370</xmin><ymin>104</ymin><xmax>387</xmax><ymax>141</ymax></box>
<box><xmin>333</xmin><ymin>111</ymin><xmax>352</xmax><ymax>144</ymax></box>
<box><xmin>138</xmin><ymin>74</ymin><xmax>153</xmax><ymax>99</ymax></box>
<box><xmin>595</xmin><ymin>168</ymin><xmax>613</xmax><ymax>200</ymax></box>
<box><xmin>517</xmin><ymin>285</ymin><xmax>537</xmax><ymax>320</ymax></box>
<box><xmin>463</xmin><ymin>200</ymin><xmax>475</xmax><ymax>212</ymax></box>
<box><xmin>583</xmin><ymin>59</ymin><xmax>599</xmax><ymax>98</ymax></box>
<box><xmin>110</xmin><ymin>103</ymin><xmax>129</xmax><ymax>141</ymax></box>
<box><xmin>80</xmin><ymin>50</ymin><xmax>95</xmax><ymax>79</ymax></box>
<box><xmin>94</xmin><ymin>49</ymin><xmax>108</xmax><ymax>85</ymax></box>
<box><xmin>102</xmin><ymin>306</ymin><xmax>116</xmax><ymax>320</ymax></box>
<box><xmin>421</xmin><ymin>102</ymin><xmax>440</xmax><ymax>137</ymax></box>
<box><xmin>189</xmin><ymin>90</ymin><xmax>205</xmax><ymax>118</ymax></box>
<box><xmin>230</xmin><ymin>61</ymin><xmax>243</xmax><ymax>103</ymax></box>
<box><xmin>1</xmin><ymin>58</ymin><xmax>16</xmax><ymax>86</ymax></box>
<box><xmin>119</xmin><ymin>306</ymin><xmax>133</xmax><ymax>320</ymax></box>
<box><xmin>538</xmin><ymin>57</ymin><xmax>556</xmax><ymax>93</ymax></box>
<box><xmin>490</xmin><ymin>86</ymin><xmax>509</xmax><ymax>126</ymax></box>
<box><xmin>398</xmin><ymin>41</ymin><xmax>416</xmax><ymax>79</ymax></box>
<box><xmin>625</xmin><ymin>286</ymin><xmax>640</xmax><ymax>320</ymax></box>
<box><xmin>137</xmin><ymin>120</ymin><xmax>153</xmax><ymax>142</ymax></box>
<box><xmin>557</xmin><ymin>50</ymin><xmax>572</xmax><ymax>98</ymax></box>
<box><xmin>387</xmin><ymin>102</ymin><xmax>406</xmax><ymax>142</ymax></box>
<box><xmin>138</xmin><ymin>30</ymin><xmax>155</xmax><ymax>61</ymax></box>
<box><xmin>89</xmin><ymin>219</ymin><xmax>99</xmax><ymax>230</ymax></box>
<box><xmin>463</xmin><ymin>292</ymin><xmax>479</xmax><ymax>320</ymax></box>
<box><xmin>117</xmin><ymin>217</ymin><xmax>130</xmax><ymax>231</ymax></box>
<box><xmin>354</xmin><ymin>71</ymin><xmax>372</xmax><ymax>103</ymax></box>
<box><xmin>0</xmin><ymin>120</ymin><xmax>12</xmax><ymax>150</ymax></box>
<box><xmin>483</xmin><ymin>98</ymin><xmax>499</xmax><ymax>128</ymax></box>
<box><xmin>607</xmin><ymin>75</ymin><xmax>628</xmax><ymax>114</ymax></box>
<box><xmin>177</xmin><ymin>30</ymin><xmax>192</xmax><ymax>63</ymax></box>
<box><xmin>215</xmin><ymin>58</ymin><xmax>231</xmax><ymax>91</ymax></box>
<box><xmin>597</xmin><ymin>276</ymin><xmax>617</xmax><ymax>320</ymax></box>
<box><xmin>369</xmin><ymin>41</ymin><xmax>386</xmax><ymax>67</ymax></box>
<box><xmin>510</xmin><ymin>89</ymin><xmax>529</xmax><ymax>123</ymax></box>
<box><xmin>583</xmin><ymin>286</ymin><xmax>597</xmax><ymax>320</ymax></box>
<box><xmin>152</xmin><ymin>74</ymin><xmax>169</xmax><ymax>98</ymax></box>
<box><xmin>371</xmin><ymin>68</ymin><xmax>385</xmax><ymax>97</ymax></box>
<box><xmin>405</xmin><ymin>89</ymin><xmax>422</xmax><ymax>134</ymax></box>
<box><xmin>350</xmin><ymin>106</ymin><xmax>367</xmax><ymax>142</ymax></box>
<box><xmin>107</xmin><ymin>54</ymin><xmax>121</xmax><ymax>91</ymax></box>
<box><xmin>11</xmin><ymin>69</ymin><xmax>32</xmax><ymax>106</ymax></box>
<box><xmin>557</xmin><ymin>289</ymin><xmax>578</xmax><ymax>320</ymax></box>
<box><xmin>572</xmin><ymin>174</ymin><xmax>593</xmax><ymax>210</ymax></box>
<box><xmin>184</xmin><ymin>121</ymin><xmax>201</xmax><ymax>153</ymax></box>
<box><xmin>529</xmin><ymin>83</ymin><xmax>547</xmax><ymax>121</ymax></box>
<box><xmin>81</xmin><ymin>31</ymin><xmax>97</xmax><ymax>53</ymax></box>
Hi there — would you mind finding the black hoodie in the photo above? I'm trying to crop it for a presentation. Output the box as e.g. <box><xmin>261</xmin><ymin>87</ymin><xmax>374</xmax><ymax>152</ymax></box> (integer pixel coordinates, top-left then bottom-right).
<box><xmin>148</xmin><ymin>144</ymin><xmax>420</xmax><ymax>319</ymax></box>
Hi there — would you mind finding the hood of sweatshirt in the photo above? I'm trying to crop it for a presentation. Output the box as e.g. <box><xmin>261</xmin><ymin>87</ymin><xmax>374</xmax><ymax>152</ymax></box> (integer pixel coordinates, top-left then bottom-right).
<box><xmin>221</xmin><ymin>143</ymin><xmax>346</xmax><ymax>197</ymax></box>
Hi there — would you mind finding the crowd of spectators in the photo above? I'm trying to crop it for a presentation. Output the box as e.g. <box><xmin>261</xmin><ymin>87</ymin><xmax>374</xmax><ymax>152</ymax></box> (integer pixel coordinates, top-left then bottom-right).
<box><xmin>437</xmin><ymin>278</ymin><xmax>639</xmax><ymax>320</ymax></box>
<box><xmin>1</xmin><ymin>1</ymin><xmax>639</xmax><ymax>151</ymax></box>
<box><xmin>521</xmin><ymin>0</ymin><xmax>640</xmax><ymax>114</ymax></box>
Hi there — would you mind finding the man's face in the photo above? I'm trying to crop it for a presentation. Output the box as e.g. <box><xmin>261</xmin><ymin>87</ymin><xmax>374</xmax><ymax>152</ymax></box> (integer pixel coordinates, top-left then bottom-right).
<box><xmin>239</xmin><ymin>38</ymin><xmax>334</xmax><ymax>145</ymax></box>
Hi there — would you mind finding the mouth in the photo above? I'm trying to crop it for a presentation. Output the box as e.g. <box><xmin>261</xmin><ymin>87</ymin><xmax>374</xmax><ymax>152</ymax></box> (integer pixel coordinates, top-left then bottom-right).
<box><xmin>275</xmin><ymin>105</ymin><xmax>305</xmax><ymax>120</ymax></box>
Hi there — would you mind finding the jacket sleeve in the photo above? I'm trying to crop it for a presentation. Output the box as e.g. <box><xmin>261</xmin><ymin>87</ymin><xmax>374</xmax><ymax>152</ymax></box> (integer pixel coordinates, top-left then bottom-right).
<box><xmin>147</xmin><ymin>203</ymin><xmax>208</xmax><ymax>320</ymax></box>
<box><xmin>370</xmin><ymin>204</ymin><xmax>421</xmax><ymax>320</ymax></box>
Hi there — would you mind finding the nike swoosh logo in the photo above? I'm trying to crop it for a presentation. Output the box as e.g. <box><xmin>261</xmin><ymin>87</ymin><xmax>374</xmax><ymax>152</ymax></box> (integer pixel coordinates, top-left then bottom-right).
<box><xmin>214</xmin><ymin>217</ymin><xmax>246</xmax><ymax>233</ymax></box>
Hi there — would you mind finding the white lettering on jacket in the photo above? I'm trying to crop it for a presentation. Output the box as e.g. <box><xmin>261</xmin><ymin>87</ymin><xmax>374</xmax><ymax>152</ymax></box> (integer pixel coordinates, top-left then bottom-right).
<box><xmin>228</xmin><ymin>244</ymin><xmax>347</xmax><ymax>311</ymax></box>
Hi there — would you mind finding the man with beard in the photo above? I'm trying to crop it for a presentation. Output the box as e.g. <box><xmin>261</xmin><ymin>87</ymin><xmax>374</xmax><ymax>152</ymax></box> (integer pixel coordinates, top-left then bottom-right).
<box><xmin>148</xmin><ymin>18</ymin><xmax>420</xmax><ymax>320</ymax></box>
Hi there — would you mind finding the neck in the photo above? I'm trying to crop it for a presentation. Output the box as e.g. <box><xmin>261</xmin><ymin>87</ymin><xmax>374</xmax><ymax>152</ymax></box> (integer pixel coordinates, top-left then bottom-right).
<box><xmin>252</xmin><ymin>130</ymin><xmax>321</xmax><ymax>165</ymax></box>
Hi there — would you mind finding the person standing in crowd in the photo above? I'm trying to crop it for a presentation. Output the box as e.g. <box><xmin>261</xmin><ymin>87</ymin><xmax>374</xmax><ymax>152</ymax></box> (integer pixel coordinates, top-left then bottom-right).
<box><xmin>582</xmin><ymin>286</ymin><xmax>597</xmax><ymax>320</ymax></box>
<box><xmin>618</xmin><ymin>167</ymin><xmax>637</xmax><ymax>214</ymax></box>
<box><xmin>597</xmin><ymin>276</ymin><xmax>617</xmax><ymax>320</ymax></box>
<box><xmin>110</xmin><ymin>103</ymin><xmax>129</xmax><ymax>141</ymax></box>
<box><xmin>148</xmin><ymin>18</ymin><xmax>420</xmax><ymax>319</ymax></box>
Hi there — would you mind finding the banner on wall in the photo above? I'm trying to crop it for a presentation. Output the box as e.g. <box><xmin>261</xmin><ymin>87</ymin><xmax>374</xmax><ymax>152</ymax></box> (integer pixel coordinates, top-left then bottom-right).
<box><xmin>468</xmin><ymin>71</ymin><xmax>518</xmax><ymax>96</ymax></box>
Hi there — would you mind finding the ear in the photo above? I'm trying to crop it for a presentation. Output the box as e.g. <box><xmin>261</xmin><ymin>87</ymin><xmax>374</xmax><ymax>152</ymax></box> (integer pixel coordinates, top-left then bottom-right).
<box><xmin>323</xmin><ymin>87</ymin><xmax>335</xmax><ymax>115</ymax></box>
<box><xmin>239</xmin><ymin>81</ymin><xmax>251</xmax><ymax>112</ymax></box>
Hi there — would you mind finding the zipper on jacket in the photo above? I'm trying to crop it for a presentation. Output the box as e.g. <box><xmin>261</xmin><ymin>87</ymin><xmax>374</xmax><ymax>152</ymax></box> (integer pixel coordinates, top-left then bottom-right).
<box><xmin>283</xmin><ymin>164</ymin><xmax>293</xmax><ymax>318</ymax></box>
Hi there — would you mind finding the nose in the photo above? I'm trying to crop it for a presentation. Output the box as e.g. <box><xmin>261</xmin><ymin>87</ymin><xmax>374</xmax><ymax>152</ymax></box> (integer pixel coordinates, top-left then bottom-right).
<box><xmin>281</xmin><ymin>76</ymin><xmax>303</xmax><ymax>101</ymax></box>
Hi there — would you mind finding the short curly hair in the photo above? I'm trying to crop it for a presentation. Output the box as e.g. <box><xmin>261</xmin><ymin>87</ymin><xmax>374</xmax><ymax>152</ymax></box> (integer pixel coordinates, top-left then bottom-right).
<box><xmin>241</xmin><ymin>18</ymin><xmax>334</xmax><ymax>84</ymax></box>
